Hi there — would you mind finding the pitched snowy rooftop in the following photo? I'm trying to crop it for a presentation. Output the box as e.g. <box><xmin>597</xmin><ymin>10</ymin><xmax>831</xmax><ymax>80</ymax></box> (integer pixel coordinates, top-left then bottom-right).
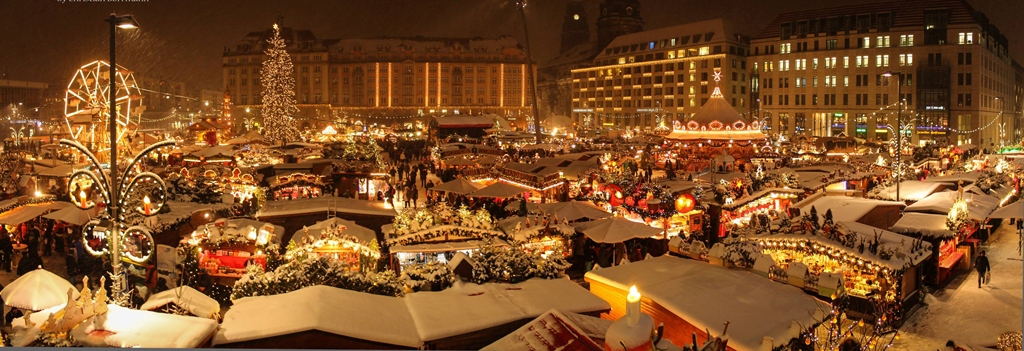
<box><xmin>905</xmin><ymin>190</ymin><xmax>1000</xmax><ymax>221</ymax></box>
<box><xmin>798</xmin><ymin>196</ymin><xmax>904</xmax><ymax>224</ymax></box>
<box><xmin>585</xmin><ymin>256</ymin><xmax>825</xmax><ymax>351</ymax></box>
<box><xmin>215</xmin><ymin>285</ymin><xmax>422</xmax><ymax>348</ymax></box>
<box><xmin>482</xmin><ymin>309</ymin><xmax>612</xmax><ymax>351</ymax></box>
<box><xmin>215</xmin><ymin>278</ymin><xmax>609</xmax><ymax>347</ymax></box>
<box><xmin>890</xmin><ymin>212</ymin><xmax>954</xmax><ymax>238</ymax></box>
<box><xmin>256</xmin><ymin>197</ymin><xmax>397</xmax><ymax>218</ymax></box>
<box><xmin>404</xmin><ymin>278</ymin><xmax>610</xmax><ymax>342</ymax></box>
<box><xmin>872</xmin><ymin>180</ymin><xmax>952</xmax><ymax>201</ymax></box>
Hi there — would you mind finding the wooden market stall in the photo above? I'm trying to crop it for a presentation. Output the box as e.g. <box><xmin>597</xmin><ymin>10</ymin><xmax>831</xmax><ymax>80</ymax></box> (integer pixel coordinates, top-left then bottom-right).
<box><xmin>287</xmin><ymin>217</ymin><xmax>382</xmax><ymax>272</ymax></box>
<box><xmin>181</xmin><ymin>218</ymin><xmax>283</xmax><ymax>285</ymax></box>
<box><xmin>384</xmin><ymin>203</ymin><xmax>508</xmax><ymax>268</ymax></box>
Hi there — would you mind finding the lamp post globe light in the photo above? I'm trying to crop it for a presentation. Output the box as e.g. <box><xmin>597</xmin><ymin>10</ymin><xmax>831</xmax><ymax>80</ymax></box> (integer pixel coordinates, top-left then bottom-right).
<box><xmin>60</xmin><ymin>13</ymin><xmax>174</xmax><ymax>305</ymax></box>
<box><xmin>882</xmin><ymin>71</ymin><xmax>905</xmax><ymax>202</ymax></box>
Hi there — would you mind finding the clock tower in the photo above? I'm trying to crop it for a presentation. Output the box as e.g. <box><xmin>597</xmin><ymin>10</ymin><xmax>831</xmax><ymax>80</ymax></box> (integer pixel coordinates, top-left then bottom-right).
<box><xmin>560</xmin><ymin>0</ymin><xmax>590</xmax><ymax>55</ymax></box>
<box><xmin>597</xmin><ymin>0</ymin><xmax>644</xmax><ymax>52</ymax></box>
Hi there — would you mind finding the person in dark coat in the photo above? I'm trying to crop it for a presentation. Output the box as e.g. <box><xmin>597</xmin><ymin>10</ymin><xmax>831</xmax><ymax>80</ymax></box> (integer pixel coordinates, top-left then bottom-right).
<box><xmin>17</xmin><ymin>251</ymin><xmax>43</xmax><ymax>276</ymax></box>
<box><xmin>0</xmin><ymin>228</ymin><xmax>12</xmax><ymax>272</ymax></box>
<box><xmin>976</xmin><ymin>250</ymin><xmax>991</xmax><ymax>288</ymax></box>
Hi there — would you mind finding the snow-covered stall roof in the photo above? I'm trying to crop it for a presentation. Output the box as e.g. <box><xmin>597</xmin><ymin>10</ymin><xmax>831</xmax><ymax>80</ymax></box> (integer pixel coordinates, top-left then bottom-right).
<box><xmin>140</xmin><ymin>286</ymin><xmax>220</xmax><ymax>318</ymax></box>
<box><xmin>15</xmin><ymin>304</ymin><xmax>219</xmax><ymax>348</ymax></box>
<box><xmin>585</xmin><ymin>256</ymin><xmax>824</xmax><ymax>351</ymax></box>
<box><xmin>434</xmin><ymin>115</ymin><xmax>495</xmax><ymax>128</ymax></box>
<box><xmin>214</xmin><ymin>285</ymin><xmax>422</xmax><ymax>348</ymax></box>
<box><xmin>747</xmin><ymin>221</ymin><xmax>932</xmax><ymax>268</ymax></box>
<box><xmin>482</xmin><ymin>309</ymin><xmax>612</xmax><ymax>351</ymax></box>
<box><xmin>905</xmin><ymin>190</ymin><xmax>999</xmax><ymax>221</ymax></box>
<box><xmin>256</xmin><ymin>197</ymin><xmax>396</xmax><ymax>218</ymax></box>
<box><xmin>924</xmin><ymin>171</ymin><xmax>982</xmax><ymax>184</ymax></box>
<box><xmin>797</xmin><ymin>196</ymin><xmax>904</xmax><ymax>225</ymax></box>
<box><xmin>404</xmin><ymin>278</ymin><xmax>610</xmax><ymax>342</ymax></box>
<box><xmin>872</xmin><ymin>181</ymin><xmax>952</xmax><ymax>201</ymax></box>
<box><xmin>890</xmin><ymin>212</ymin><xmax>954</xmax><ymax>238</ymax></box>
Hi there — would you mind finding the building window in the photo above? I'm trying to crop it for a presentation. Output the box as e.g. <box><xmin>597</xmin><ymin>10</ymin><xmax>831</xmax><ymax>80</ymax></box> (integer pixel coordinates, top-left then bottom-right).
<box><xmin>899</xmin><ymin>54</ymin><xmax>913</xmax><ymax>66</ymax></box>
<box><xmin>958</xmin><ymin>32</ymin><xmax>973</xmax><ymax>44</ymax></box>
<box><xmin>900</xmin><ymin>35</ymin><xmax>914</xmax><ymax>46</ymax></box>
<box><xmin>780</xmin><ymin>43</ymin><xmax>791</xmax><ymax>54</ymax></box>
<box><xmin>876</xmin><ymin>36</ymin><xmax>890</xmax><ymax>48</ymax></box>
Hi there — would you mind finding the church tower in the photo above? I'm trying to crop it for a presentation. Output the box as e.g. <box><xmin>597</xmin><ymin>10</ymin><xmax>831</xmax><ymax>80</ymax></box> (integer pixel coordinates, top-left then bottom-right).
<box><xmin>560</xmin><ymin>0</ymin><xmax>590</xmax><ymax>54</ymax></box>
<box><xmin>597</xmin><ymin>0</ymin><xmax>644</xmax><ymax>51</ymax></box>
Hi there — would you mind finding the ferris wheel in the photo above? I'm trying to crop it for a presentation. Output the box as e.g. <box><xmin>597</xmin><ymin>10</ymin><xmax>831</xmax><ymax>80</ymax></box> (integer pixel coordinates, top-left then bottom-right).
<box><xmin>64</xmin><ymin>60</ymin><xmax>143</xmax><ymax>148</ymax></box>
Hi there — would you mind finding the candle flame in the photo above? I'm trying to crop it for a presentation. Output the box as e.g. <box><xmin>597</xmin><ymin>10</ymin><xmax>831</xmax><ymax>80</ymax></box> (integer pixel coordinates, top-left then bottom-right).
<box><xmin>627</xmin><ymin>285</ymin><xmax>640</xmax><ymax>301</ymax></box>
<box><xmin>143</xmin><ymin>196</ymin><xmax>150</xmax><ymax>204</ymax></box>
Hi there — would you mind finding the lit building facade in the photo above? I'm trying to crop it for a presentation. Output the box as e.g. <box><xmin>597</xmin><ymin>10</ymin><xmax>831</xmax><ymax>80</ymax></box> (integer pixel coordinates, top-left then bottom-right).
<box><xmin>223</xmin><ymin>27</ymin><xmax>536</xmax><ymax>129</ymax></box>
<box><xmin>750</xmin><ymin>0</ymin><xmax>1017</xmax><ymax>147</ymax></box>
<box><xmin>570</xmin><ymin>18</ymin><xmax>751</xmax><ymax>130</ymax></box>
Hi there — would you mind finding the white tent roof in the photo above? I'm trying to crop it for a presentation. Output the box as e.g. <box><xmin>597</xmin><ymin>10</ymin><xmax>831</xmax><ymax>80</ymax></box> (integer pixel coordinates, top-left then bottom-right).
<box><xmin>430</xmin><ymin>178</ymin><xmax>485</xmax><ymax>195</ymax></box>
<box><xmin>1</xmin><ymin>268</ymin><xmax>78</xmax><ymax>310</ymax></box>
<box><xmin>468</xmin><ymin>182</ymin><xmax>532</xmax><ymax>198</ymax></box>
<box><xmin>0</xmin><ymin>202</ymin><xmax>72</xmax><ymax>226</ymax></box>
<box><xmin>140</xmin><ymin>286</ymin><xmax>220</xmax><ymax>318</ymax></box>
<box><xmin>536</xmin><ymin>200</ymin><xmax>611</xmax><ymax>222</ymax></box>
<box><xmin>43</xmin><ymin>206</ymin><xmax>97</xmax><ymax>226</ymax></box>
<box><xmin>572</xmin><ymin>217</ymin><xmax>664</xmax><ymax>243</ymax></box>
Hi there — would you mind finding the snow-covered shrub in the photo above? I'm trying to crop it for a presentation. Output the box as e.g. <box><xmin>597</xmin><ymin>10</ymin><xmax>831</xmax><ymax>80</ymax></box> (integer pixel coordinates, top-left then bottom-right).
<box><xmin>400</xmin><ymin>262</ymin><xmax>455</xmax><ymax>291</ymax></box>
<box><xmin>232</xmin><ymin>255</ymin><xmax>402</xmax><ymax>299</ymax></box>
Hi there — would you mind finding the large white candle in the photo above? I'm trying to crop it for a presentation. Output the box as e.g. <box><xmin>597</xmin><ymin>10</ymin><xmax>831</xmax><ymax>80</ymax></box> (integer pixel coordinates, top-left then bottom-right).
<box><xmin>626</xmin><ymin>285</ymin><xmax>641</xmax><ymax>327</ymax></box>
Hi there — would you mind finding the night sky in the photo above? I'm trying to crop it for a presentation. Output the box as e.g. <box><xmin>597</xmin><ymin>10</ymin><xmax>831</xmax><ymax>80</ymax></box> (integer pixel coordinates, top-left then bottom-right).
<box><xmin>2</xmin><ymin>0</ymin><xmax>1022</xmax><ymax>91</ymax></box>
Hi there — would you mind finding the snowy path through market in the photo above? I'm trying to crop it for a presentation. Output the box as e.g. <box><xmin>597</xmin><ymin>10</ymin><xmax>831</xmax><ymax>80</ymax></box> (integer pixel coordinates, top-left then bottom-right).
<box><xmin>893</xmin><ymin>222</ymin><xmax>1023</xmax><ymax>350</ymax></box>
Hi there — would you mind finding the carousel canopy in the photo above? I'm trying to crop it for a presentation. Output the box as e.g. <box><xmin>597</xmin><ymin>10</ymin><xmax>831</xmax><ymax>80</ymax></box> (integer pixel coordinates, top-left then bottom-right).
<box><xmin>665</xmin><ymin>82</ymin><xmax>766</xmax><ymax>142</ymax></box>
<box><xmin>431</xmin><ymin>178</ymin><xmax>485</xmax><ymax>195</ymax></box>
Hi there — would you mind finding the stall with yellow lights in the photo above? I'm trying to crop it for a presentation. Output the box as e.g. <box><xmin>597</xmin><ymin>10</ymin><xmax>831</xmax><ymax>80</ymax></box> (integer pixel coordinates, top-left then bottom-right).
<box><xmin>268</xmin><ymin>173</ymin><xmax>326</xmax><ymax>201</ymax></box>
<box><xmin>496</xmin><ymin>215</ymin><xmax>576</xmax><ymax>256</ymax></box>
<box><xmin>384</xmin><ymin>203</ymin><xmax>509</xmax><ymax>268</ymax></box>
<box><xmin>725</xmin><ymin>217</ymin><xmax>932</xmax><ymax>326</ymax></box>
<box><xmin>286</xmin><ymin>217</ymin><xmax>381</xmax><ymax>272</ymax></box>
<box><xmin>181</xmin><ymin>218</ymin><xmax>282</xmax><ymax>284</ymax></box>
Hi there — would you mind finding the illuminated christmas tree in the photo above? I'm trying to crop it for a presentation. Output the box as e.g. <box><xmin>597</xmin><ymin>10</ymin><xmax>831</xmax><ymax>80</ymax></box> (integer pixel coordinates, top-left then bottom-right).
<box><xmin>260</xmin><ymin>23</ymin><xmax>299</xmax><ymax>145</ymax></box>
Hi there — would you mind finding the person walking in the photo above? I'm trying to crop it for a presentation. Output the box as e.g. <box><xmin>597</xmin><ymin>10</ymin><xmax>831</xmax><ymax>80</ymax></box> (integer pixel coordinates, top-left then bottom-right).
<box><xmin>419</xmin><ymin>166</ymin><xmax>428</xmax><ymax>188</ymax></box>
<box><xmin>976</xmin><ymin>250</ymin><xmax>991</xmax><ymax>288</ymax></box>
<box><xmin>410</xmin><ymin>184</ymin><xmax>419</xmax><ymax>208</ymax></box>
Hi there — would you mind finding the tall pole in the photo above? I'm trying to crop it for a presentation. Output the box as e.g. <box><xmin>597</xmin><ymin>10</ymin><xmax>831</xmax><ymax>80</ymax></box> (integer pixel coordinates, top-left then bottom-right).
<box><xmin>895</xmin><ymin>73</ymin><xmax>902</xmax><ymax>203</ymax></box>
<box><xmin>108</xmin><ymin>13</ymin><xmax>122</xmax><ymax>276</ymax></box>
<box><xmin>518</xmin><ymin>1</ymin><xmax>542</xmax><ymax>143</ymax></box>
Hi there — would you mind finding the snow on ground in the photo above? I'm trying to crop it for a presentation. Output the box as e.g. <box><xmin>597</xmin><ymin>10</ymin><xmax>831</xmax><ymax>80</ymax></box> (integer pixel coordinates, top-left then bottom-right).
<box><xmin>894</xmin><ymin>222</ymin><xmax>1022</xmax><ymax>350</ymax></box>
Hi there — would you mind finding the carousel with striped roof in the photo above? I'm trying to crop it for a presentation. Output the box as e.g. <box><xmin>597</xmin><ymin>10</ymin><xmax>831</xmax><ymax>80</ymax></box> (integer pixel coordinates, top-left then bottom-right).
<box><xmin>664</xmin><ymin>71</ymin><xmax>772</xmax><ymax>172</ymax></box>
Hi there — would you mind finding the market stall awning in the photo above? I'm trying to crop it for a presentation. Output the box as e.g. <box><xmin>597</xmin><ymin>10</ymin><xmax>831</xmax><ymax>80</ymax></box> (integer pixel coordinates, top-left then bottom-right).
<box><xmin>469</xmin><ymin>182</ymin><xmax>532</xmax><ymax>198</ymax></box>
<box><xmin>42</xmin><ymin>206</ymin><xmax>97</xmax><ymax>226</ymax></box>
<box><xmin>573</xmin><ymin>217</ymin><xmax>664</xmax><ymax>243</ymax></box>
<box><xmin>989</xmin><ymin>200</ymin><xmax>1023</xmax><ymax>220</ymax></box>
<box><xmin>0</xmin><ymin>202</ymin><xmax>72</xmax><ymax>226</ymax></box>
<box><xmin>430</xmin><ymin>178</ymin><xmax>485</xmax><ymax>195</ymax></box>
<box><xmin>536</xmin><ymin>200</ymin><xmax>611</xmax><ymax>222</ymax></box>
<box><xmin>1</xmin><ymin>268</ymin><xmax>79</xmax><ymax>311</ymax></box>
